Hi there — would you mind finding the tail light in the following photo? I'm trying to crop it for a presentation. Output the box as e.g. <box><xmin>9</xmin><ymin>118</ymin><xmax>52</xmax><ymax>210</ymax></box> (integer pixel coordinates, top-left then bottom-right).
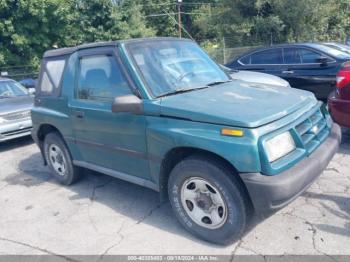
<box><xmin>336</xmin><ymin>62</ymin><xmax>350</xmax><ymax>88</ymax></box>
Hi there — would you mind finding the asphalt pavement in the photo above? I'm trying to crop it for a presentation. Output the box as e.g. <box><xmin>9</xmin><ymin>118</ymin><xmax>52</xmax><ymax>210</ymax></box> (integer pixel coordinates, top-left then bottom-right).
<box><xmin>0</xmin><ymin>129</ymin><xmax>349</xmax><ymax>258</ymax></box>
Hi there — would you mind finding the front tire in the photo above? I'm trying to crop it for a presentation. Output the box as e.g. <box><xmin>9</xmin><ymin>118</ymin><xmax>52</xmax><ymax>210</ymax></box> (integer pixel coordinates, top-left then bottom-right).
<box><xmin>168</xmin><ymin>155</ymin><xmax>249</xmax><ymax>245</ymax></box>
<box><xmin>44</xmin><ymin>132</ymin><xmax>80</xmax><ymax>185</ymax></box>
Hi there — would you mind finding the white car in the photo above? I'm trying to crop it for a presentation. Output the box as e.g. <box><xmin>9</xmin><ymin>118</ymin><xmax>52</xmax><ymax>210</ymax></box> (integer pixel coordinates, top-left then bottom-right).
<box><xmin>323</xmin><ymin>42</ymin><xmax>350</xmax><ymax>54</ymax></box>
<box><xmin>220</xmin><ymin>65</ymin><xmax>291</xmax><ymax>87</ymax></box>
<box><xmin>158</xmin><ymin>57</ymin><xmax>291</xmax><ymax>88</ymax></box>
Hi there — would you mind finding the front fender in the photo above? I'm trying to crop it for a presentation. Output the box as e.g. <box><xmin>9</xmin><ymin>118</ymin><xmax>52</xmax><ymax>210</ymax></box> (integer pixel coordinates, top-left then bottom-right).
<box><xmin>146</xmin><ymin>116</ymin><xmax>261</xmax><ymax>186</ymax></box>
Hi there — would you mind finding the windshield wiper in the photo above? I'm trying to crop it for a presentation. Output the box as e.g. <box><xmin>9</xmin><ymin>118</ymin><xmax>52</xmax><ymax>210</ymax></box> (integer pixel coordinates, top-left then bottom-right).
<box><xmin>159</xmin><ymin>86</ymin><xmax>209</xmax><ymax>97</ymax></box>
<box><xmin>158</xmin><ymin>79</ymin><xmax>232</xmax><ymax>98</ymax></box>
<box><xmin>205</xmin><ymin>79</ymin><xmax>232</xmax><ymax>86</ymax></box>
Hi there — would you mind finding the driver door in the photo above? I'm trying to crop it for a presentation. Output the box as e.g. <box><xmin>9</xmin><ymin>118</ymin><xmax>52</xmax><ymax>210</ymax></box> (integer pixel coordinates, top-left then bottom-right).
<box><xmin>69</xmin><ymin>47</ymin><xmax>151</xmax><ymax>180</ymax></box>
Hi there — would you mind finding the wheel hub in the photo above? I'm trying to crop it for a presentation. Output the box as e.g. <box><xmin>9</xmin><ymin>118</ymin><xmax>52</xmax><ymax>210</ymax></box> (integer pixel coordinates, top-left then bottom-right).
<box><xmin>48</xmin><ymin>144</ymin><xmax>67</xmax><ymax>176</ymax></box>
<box><xmin>181</xmin><ymin>177</ymin><xmax>228</xmax><ymax>229</ymax></box>
<box><xmin>196</xmin><ymin>193</ymin><xmax>213</xmax><ymax>211</ymax></box>
<box><xmin>56</xmin><ymin>153</ymin><xmax>64</xmax><ymax>165</ymax></box>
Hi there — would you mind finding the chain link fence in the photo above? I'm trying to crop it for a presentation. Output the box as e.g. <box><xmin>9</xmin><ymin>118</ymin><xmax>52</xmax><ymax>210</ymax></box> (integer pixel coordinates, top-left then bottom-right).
<box><xmin>206</xmin><ymin>45</ymin><xmax>262</xmax><ymax>65</ymax></box>
<box><xmin>201</xmin><ymin>32</ymin><xmax>349</xmax><ymax>65</ymax></box>
<box><xmin>0</xmin><ymin>65</ymin><xmax>38</xmax><ymax>82</ymax></box>
<box><xmin>199</xmin><ymin>34</ymin><xmax>269</xmax><ymax>64</ymax></box>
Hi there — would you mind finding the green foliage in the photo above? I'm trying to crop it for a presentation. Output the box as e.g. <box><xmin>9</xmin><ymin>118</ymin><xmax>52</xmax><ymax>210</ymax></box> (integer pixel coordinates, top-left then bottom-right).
<box><xmin>0</xmin><ymin>0</ymin><xmax>349</xmax><ymax>69</ymax></box>
<box><xmin>194</xmin><ymin>0</ymin><xmax>350</xmax><ymax>47</ymax></box>
<box><xmin>132</xmin><ymin>0</ymin><xmax>178</xmax><ymax>37</ymax></box>
<box><xmin>63</xmin><ymin>0</ymin><xmax>155</xmax><ymax>45</ymax></box>
<box><xmin>0</xmin><ymin>0</ymin><xmax>155</xmax><ymax>68</ymax></box>
<box><xmin>0</xmin><ymin>0</ymin><xmax>68</xmax><ymax>67</ymax></box>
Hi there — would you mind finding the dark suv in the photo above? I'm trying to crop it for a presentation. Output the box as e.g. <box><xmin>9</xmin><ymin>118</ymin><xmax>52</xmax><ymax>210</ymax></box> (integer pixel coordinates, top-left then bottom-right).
<box><xmin>31</xmin><ymin>38</ymin><xmax>340</xmax><ymax>245</ymax></box>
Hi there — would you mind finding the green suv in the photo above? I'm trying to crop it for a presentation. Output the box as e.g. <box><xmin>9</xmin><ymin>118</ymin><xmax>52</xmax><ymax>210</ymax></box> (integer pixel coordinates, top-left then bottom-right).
<box><xmin>31</xmin><ymin>38</ymin><xmax>341</xmax><ymax>245</ymax></box>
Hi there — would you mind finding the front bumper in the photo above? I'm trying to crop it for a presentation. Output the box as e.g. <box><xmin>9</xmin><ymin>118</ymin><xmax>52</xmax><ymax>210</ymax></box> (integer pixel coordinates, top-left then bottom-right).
<box><xmin>0</xmin><ymin>119</ymin><xmax>32</xmax><ymax>142</ymax></box>
<box><xmin>239</xmin><ymin>123</ymin><xmax>341</xmax><ymax>214</ymax></box>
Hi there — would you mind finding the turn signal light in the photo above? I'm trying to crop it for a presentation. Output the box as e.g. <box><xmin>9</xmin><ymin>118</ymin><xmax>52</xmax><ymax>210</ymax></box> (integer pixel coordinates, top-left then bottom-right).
<box><xmin>221</xmin><ymin>128</ymin><xmax>244</xmax><ymax>137</ymax></box>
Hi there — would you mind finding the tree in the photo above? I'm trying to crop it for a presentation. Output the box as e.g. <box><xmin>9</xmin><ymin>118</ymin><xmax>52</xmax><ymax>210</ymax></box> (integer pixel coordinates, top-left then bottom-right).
<box><xmin>193</xmin><ymin>0</ymin><xmax>350</xmax><ymax>47</ymax></box>
<box><xmin>0</xmin><ymin>0</ymin><xmax>69</xmax><ymax>67</ymax></box>
<box><xmin>0</xmin><ymin>0</ymin><xmax>155</xmax><ymax>68</ymax></box>
<box><xmin>120</xmin><ymin>1</ymin><xmax>155</xmax><ymax>38</ymax></box>
<box><xmin>0</xmin><ymin>0</ymin><xmax>349</xmax><ymax>68</ymax></box>
<box><xmin>131</xmin><ymin>0</ymin><xmax>178</xmax><ymax>37</ymax></box>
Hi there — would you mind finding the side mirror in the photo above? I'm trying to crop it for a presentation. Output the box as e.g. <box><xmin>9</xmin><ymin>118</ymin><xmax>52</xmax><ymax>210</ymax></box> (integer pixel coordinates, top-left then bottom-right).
<box><xmin>316</xmin><ymin>57</ymin><xmax>328</xmax><ymax>65</ymax></box>
<box><xmin>111</xmin><ymin>95</ymin><xmax>142</xmax><ymax>114</ymax></box>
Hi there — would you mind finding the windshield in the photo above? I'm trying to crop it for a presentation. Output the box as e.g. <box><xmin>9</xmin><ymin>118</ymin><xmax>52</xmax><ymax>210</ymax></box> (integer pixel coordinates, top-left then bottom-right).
<box><xmin>127</xmin><ymin>40</ymin><xmax>230</xmax><ymax>97</ymax></box>
<box><xmin>0</xmin><ymin>80</ymin><xmax>29</xmax><ymax>98</ymax></box>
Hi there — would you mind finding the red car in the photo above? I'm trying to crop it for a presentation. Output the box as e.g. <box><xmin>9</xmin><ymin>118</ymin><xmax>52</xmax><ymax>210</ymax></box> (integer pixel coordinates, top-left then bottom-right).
<box><xmin>328</xmin><ymin>62</ymin><xmax>350</xmax><ymax>128</ymax></box>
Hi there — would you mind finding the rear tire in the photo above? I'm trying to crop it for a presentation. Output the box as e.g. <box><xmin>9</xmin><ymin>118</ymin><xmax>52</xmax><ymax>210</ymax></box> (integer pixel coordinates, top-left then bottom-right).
<box><xmin>168</xmin><ymin>155</ymin><xmax>249</xmax><ymax>245</ymax></box>
<box><xmin>44</xmin><ymin>132</ymin><xmax>80</xmax><ymax>185</ymax></box>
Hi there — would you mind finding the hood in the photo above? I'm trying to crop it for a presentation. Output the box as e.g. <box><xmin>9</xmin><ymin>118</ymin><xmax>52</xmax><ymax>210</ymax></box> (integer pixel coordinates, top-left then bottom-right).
<box><xmin>0</xmin><ymin>95</ymin><xmax>33</xmax><ymax>115</ymax></box>
<box><xmin>160</xmin><ymin>80</ymin><xmax>317</xmax><ymax>128</ymax></box>
<box><xmin>230</xmin><ymin>70</ymin><xmax>290</xmax><ymax>87</ymax></box>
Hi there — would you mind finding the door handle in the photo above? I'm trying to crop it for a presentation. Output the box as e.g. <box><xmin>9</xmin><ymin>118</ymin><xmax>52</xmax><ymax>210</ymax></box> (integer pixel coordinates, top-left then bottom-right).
<box><xmin>282</xmin><ymin>70</ymin><xmax>294</xmax><ymax>74</ymax></box>
<box><xmin>73</xmin><ymin>111</ymin><xmax>84</xmax><ymax>119</ymax></box>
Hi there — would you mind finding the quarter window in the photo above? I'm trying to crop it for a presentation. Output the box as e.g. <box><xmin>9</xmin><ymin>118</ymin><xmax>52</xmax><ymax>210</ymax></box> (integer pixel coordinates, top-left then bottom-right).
<box><xmin>239</xmin><ymin>55</ymin><xmax>251</xmax><ymax>65</ymax></box>
<box><xmin>39</xmin><ymin>58</ymin><xmax>66</xmax><ymax>95</ymax></box>
<box><xmin>40</xmin><ymin>72</ymin><xmax>54</xmax><ymax>93</ymax></box>
<box><xmin>76</xmin><ymin>55</ymin><xmax>131</xmax><ymax>102</ymax></box>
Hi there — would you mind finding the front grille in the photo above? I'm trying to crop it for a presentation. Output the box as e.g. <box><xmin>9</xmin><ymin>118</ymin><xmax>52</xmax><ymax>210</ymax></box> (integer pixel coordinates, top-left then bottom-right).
<box><xmin>295</xmin><ymin>109</ymin><xmax>329</xmax><ymax>154</ymax></box>
<box><xmin>1</xmin><ymin>110</ymin><xmax>31</xmax><ymax>121</ymax></box>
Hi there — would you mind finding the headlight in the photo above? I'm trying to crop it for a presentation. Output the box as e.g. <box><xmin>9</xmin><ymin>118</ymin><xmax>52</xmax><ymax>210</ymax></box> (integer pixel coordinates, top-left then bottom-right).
<box><xmin>265</xmin><ymin>132</ymin><xmax>296</xmax><ymax>162</ymax></box>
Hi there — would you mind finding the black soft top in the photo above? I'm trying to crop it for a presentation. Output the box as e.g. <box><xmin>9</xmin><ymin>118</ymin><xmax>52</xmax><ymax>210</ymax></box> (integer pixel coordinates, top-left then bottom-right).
<box><xmin>43</xmin><ymin>37</ymin><xmax>191</xmax><ymax>58</ymax></box>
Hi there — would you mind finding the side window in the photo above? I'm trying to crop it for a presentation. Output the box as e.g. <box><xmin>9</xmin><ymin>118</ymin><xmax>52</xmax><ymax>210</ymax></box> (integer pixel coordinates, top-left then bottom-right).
<box><xmin>39</xmin><ymin>58</ymin><xmax>66</xmax><ymax>96</ymax></box>
<box><xmin>239</xmin><ymin>55</ymin><xmax>251</xmax><ymax>65</ymax></box>
<box><xmin>76</xmin><ymin>54</ymin><xmax>132</xmax><ymax>102</ymax></box>
<box><xmin>284</xmin><ymin>48</ymin><xmax>302</xmax><ymax>64</ymax></box>
<box><xmin>249</xmin><ymin>49</ymin><xmax>283</xmax><ymax>64</ymax></box>
<box><xmin>299</xmin><ymin>49</ymin><xmax>324</xmax><ymax>63</ymax></box>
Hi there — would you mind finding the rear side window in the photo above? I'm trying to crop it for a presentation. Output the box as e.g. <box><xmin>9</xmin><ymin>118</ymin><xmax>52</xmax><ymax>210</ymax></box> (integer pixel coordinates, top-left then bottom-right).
<box><xmin>284</xmin><ymin>48</ymin><xmax>302</xmax><ymax>64</ymax></box>
<box><xmin>243</xmin><ymin>49</ymin><xmax>283</xmax><ymax>65</ymax></box>
<box><xmin>38</xmin><ymin>58</ymin><xmax>66</xmax><ymax>96</ymax></box>
<box><xmin>76</xmin><ymin>55</ymin><xmax>131</xmax><ymax>102</ymax></box>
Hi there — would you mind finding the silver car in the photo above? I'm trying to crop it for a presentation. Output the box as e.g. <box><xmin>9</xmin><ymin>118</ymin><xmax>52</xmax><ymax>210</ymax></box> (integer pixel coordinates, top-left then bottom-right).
<box><xmin>323</xmin><ymin>42</ymin><xmax>350</xmax><ymax>54</ymax></box>
<box><xmin>219</xmin><ymin>65</ymin><xmax>290</xmax><ymax>87</ymax></box>
<box><xmin>0</xmin><ymin>78</ymin><xmax>33</xmax><ymax>142</ymax></box>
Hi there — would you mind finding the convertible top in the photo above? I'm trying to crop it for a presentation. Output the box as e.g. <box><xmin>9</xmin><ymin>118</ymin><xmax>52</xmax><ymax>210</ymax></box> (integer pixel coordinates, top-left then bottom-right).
<box><xmin>43</xmin><ymin>37</ymin><xmax>191</xmax><ymax>58</ymax></box>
